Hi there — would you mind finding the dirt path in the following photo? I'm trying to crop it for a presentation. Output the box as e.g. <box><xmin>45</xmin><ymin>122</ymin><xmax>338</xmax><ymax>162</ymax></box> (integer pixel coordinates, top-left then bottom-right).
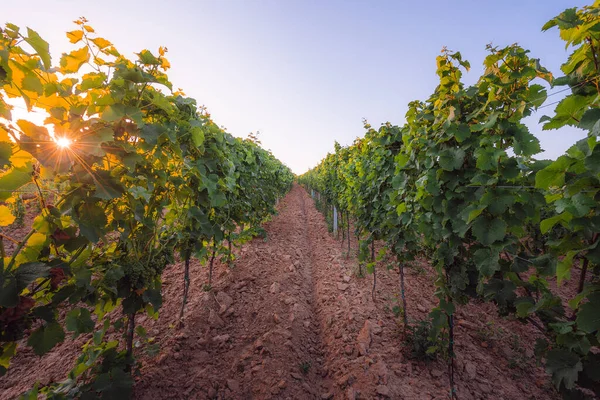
<box><xmin>134</xmin><ymin>184</ymin><xmax>335</xmax><ymax>399</ymax></box>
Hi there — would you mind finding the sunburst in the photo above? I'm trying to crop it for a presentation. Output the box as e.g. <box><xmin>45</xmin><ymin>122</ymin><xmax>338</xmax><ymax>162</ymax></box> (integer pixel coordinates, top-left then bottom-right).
<box><xmin>55</xmin><ymin>137</ymin><xmax>72</xmax><ymax>148</ymax></box>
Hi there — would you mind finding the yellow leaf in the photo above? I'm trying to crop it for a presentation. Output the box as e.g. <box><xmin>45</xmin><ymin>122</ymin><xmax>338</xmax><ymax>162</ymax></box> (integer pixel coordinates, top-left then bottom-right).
<box><xmin>161</xmin><ymin>58</ymin><xmax>171</xmax><ymax>70</ymax></box>
<box><xmin>7</xmin><ymin>59</ymin><xmax>25</xmax><ymax>86</ymax></box>
<box><xmin>9</xmin><ymin>149</ymin><xmax>34</xmax><ymax>168</ymax></box>
<box><xmin>2</xmin><ymin>84</ymin><xmax>21</xmax><ymax>99</ymax></box>
<box><xmin>0</xmin><ymin>342</ymin><xmax>16</xmax><ymax>369</ymax></box>
<box><xmin>15</xmin><ymin>232</ymin><xmax>48</xmax><ymax>265</ymax></box>
<box><xmin>91</xmin><ymin>37</ymin><xmax>111</xmax><ymax>49</ymax></box>
<box><xmin>37</xmin><ymin>94</ymin><xmax>71</xmax><ymax>110</ymax></box>
<box><xmin>60</xmin><ymin>47</ymin><xmax>89</xmax><ymax>74</ymax></box>
<box><xmin>39</xmin><ymin>165</ymin><xmax>53</xmax><ymax>180</ymax></box>
<box><xmin>58</xmin><ymin>215</ymin><xmax>74</xmax><ymax>229</ymax></box>
<box><xmin>83</xmin><ymin>25</ymin><xmax>95</xmax><ymax>33</ymax></box>
<box><xmin>27</xmin><ymin>233</ymin><xmax>48</xmax><ymax>248</ymax></box>
<box><xmin>66</xmin><ymin>30</ymin><xmax>84</xmax><ymax>44</ymax></box>
<box><xmin>0</xmin><ymin>126</ymin><xmax>12</xmax><ymax>143</ymax></box>
<box><xmin>17</xmin><ymin>120</ymin><xmax>50</xmax><ymax>140</ymax></box>
<box><xmin>0</xmin><ymin>163</ymin><xmax>33</xmax><ymax>201</ymax></box>
<box><xmin>105</xmin><ymin>46</ymin><xmax>120</xmax><ymax>57</ymax></box>
<box><xmin>33</xmin><ymin>213</ymin><xmax>51</xmax><ymax>234</ymax></box>
<box><xmin>93</xmin><ymin>56</ymin><xmax>107</xmax><ymax>66</ymax></box>
<box><xmin>0</xmin><ymin>205</ymin><xmax>16</xmax><ymax>226</ymax></box>
<box><xmin>38</xmin><ymin>70</ymin><xmax>58</xmax><ymax>84</ymax></box>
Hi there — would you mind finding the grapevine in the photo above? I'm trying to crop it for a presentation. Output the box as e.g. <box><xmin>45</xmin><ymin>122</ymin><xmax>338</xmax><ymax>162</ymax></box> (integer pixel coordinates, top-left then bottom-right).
<box><xmin>0</xmin><ymin>19</ymin><xmax>292</xmax><ymax>398</ymax></box>
<box><xmin>299</xmin><ymin>2</ymin><xmax>600</xmax><ymax>397</ymax></box>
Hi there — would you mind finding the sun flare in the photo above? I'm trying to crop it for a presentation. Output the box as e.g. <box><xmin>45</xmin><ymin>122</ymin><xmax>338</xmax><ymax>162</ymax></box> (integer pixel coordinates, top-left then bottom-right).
<box><xmin>55</xmin><ymin>137</ymin><xmax>72</xmax><ymax>148</ymax></box>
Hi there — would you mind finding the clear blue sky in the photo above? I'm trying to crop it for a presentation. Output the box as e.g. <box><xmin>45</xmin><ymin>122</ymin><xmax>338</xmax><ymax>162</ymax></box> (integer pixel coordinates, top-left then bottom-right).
<box><xmin>4</xmin><ymin>0</ymin><xmax>590</xmax><ymax>174</ymax></box>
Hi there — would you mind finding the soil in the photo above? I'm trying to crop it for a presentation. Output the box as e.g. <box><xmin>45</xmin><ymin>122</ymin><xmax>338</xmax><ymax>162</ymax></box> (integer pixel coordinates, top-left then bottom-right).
<box><xmin>0</xmin><ymin>185</ymin><xmax>568</xmax><ymax>399</ymax></box>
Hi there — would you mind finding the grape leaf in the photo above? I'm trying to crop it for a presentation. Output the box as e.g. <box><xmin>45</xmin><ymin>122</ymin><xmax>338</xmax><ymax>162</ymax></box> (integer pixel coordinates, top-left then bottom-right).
<box><xmin>471</xmin><ymin>216</ymin><xmax>507</xmax><ymax>245</ymax></box>
<box><xmin>27</xmin><ymin>322</ymin><xmax>65</xmax><ymax>356</ymax></box>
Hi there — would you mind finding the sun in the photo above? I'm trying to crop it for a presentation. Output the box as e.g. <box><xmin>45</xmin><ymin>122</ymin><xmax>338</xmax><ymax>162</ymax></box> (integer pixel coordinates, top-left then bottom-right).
<box><xmin>55</xmin><ymin>137</ymin><xmax>72</xmax><ymax>148</ymax></box>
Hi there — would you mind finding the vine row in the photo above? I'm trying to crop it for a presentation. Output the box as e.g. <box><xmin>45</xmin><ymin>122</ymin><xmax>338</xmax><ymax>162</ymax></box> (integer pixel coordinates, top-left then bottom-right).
<box><xmin>0</xmin><ymin>19</ymin><xmax>293</xmax><ymax>398</ymax></box>
<box><xmin>299</xmin><ymin>3</ymin><xmax>600</xmax><ymax>398</ymax></box>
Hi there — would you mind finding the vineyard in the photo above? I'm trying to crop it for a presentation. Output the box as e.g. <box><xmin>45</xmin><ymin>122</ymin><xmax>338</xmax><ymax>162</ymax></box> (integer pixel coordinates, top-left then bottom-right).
<box><xmin>0</xmin><ymin>18</ymin><xmax>294</xmax><ymax>399</ymax></box>
<box><xmin>299</xmin><ymin>2</ymin><xmax>600</xmax><ymax>399</ymax></box>
<box><xmin>1</xmin><ymin>2</ymin><xmax>600</xmax><ymax>400</ymax></box>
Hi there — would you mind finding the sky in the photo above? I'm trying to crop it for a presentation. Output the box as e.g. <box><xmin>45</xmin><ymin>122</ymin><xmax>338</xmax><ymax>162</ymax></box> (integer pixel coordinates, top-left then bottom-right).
<box><xmin>3</xmin><ymin>0</ymin><xmax>592</xmax><ymax>174</ymax></box>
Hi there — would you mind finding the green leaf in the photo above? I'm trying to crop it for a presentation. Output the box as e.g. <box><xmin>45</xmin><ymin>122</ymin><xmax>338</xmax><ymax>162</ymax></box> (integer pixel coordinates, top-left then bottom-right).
<box><xmin>139</xmin><ymin>124</ymin><xmax>164</xmax><ymax>146</ymax></box>
<box><xmin>486</xmin><ymin>194</ymin><xmax>515</xmax><ymax>216</ymax></box>
<box><xmin>80</xmin><ymin>72</ymin><xmax>107</xmax><ymax>91</ymax></box>
<box><xmin>555</xmin><ymin>193</ymin><xmax>596</xmax><ymax>218</ymax></box>
<box><xmin>471</xmin><ymin>216</ymin><xmax>507</xmax><ymax>245</ymax></box>
<box><xmin>448</xmin><ymin>124</ymin><xmax>470</xmax><ymax>142</ymax></box>
<box><xmin>76</xmin><ymin>202</ymin><xmax>107</xmax><ymax>243</ymax></box>
<box><xmin>395</xmin><ymin>153</ymin><xmax>410</xmax><ymax>169</ymax></box>
<box><xmin>483</xmin><ymin>279</ymin><xmax>516</xmax><ymax>310</ymax></box>
<box><xmin>396</xmin><ymin>202</ymin><xmax>407</xmax><ymax>215</ymax></box>
<box><xmin>583</xmin><ymin>353</ymin><xmax>600</xmax><ymax>383</ymax></box>
<box><xmin>191</xmin><ymin>126</ymin><xmax>205</xmax><ymax>148</ymax></box>
<box><xmin>532</xmin><ymin>254</ymin><xmax>557</xmax><ymax>276</ymax></box>
<box><xmin>584</xmin><ymin>146</ymin><xmax>600</xmax><ymax>173</ymax></box>
<box><xmin>79</xmin><ymin>127</ymin><xmax>113</xmax><ymax>157</ymax></box>
<box><xmin>93</xmin><ymin>367</ymin><xmax>133</xmax><ymax>399</ymax></box>
<box><xmin>25</xmin><ymin>28</ymin><xmax>51</xmax><ymax>69</ymax></box>
<box><xmin>466</xmin><ymin>206</ymin><xmax>485</xmax><ymax>223</ymax></box>
<box><xmin>93</xmin><ymin>178</ymin><xmax>124</xmax><ymax>200</ymax></box>
<box><xmin>512</xmin><ymin>126</ymin><xmax>541</xmax><ymax>156</ymax></box>
<box><xmin>474</xmin><ymin>147</ymin><xmax>503</xmax><ymax>171</ymax></box>
<box><xmin>438</xmin><ymin>148</ymin><xmax>465</xmax><ymax>171</ymax></box>
<box><xmin>579</xmin><ymin>108</ymin><xmax>600</xmax><ymax>131</ymax></box>
<box><xmin>101</xmin><ymin>104</ymin><xmax>125</xmax><ymax>122</ymax></box>
<box><xmin>535</xmin><ymin>155</ymin><xmax>573</xmax><ymax>189</ymax></box>
<box><xmin>15</xmin><ymin>262</ymin><xmax>50</xmax><ymax>291</ymax></box>
<box><xmin>473</xmin><ymin>248</ymin><xmax>500</xmax><ymax>277</ymax></box>
<box><xmin>66</xmin><ymin>308</ymin><xmax>95</xmax><ymax>337</ymax></box>
<box><xmin>27</xmin><ymin>322</ymin><xmax>65</xmax><ymax>356</ymax></box>
<box><xmin>142</xmin><ymin>288</ymin><xmax>162</xmax><ymax>312</ymax></box>
<box><xmin>137</xmin><ymin>49</ymin><xmax>160</xmax><ymax>65</ymax></box>
<box><xmin>22</xmin><ymin>74</ymin><xmax>43</xmax><ymax>95</ymax></box>
<box><xmin>0</xmin><ymin>142</ymin><xmax>11</xmax><ymax>169</ymax></box>
<box><xmin>125</xmin><ymin>106</ymin><xmax>143</xmax><ymax>124</ymax></box>
<box><xmin>527</xmin><ymin>84</ymin><xmax>547</xmax><ymax>108</ymax></box>
<box><xmin>0</xmin><ymin>165</ymin><xmax>33</xmax><ymax>201</ymax></box>
<box><xmin>515</xmin><ymin>298</ymin><xmax>535</xmax><ymax>317</ymax></box>
<box><xmin>0</xmin><ymin>274</ymin><xmax>18</xmax><ymax>308</ymax></box>
<box><xmin>0</xmin><ymin>342</ymin><xmax>17</xmax><ymax>374</ymax></box>
<box><xmin>541</xmin><ymin>212</ymin><xmax>572</xmax><ymax>234</ymax></box>
<box><xmin>545</xmin><ymin>349</ymin><xmax>582</xmax><ymax>390</ymax></box>
<box><xmin>576</xmin><ymin>292</ymin><xmax>600</xmax><ymax>333</ymax></box>
<box><xmin>549</xmin><ymin>321</ymin><xmax>575</xmax><ymax>335</ymax></box>
<box><xmin>542</xmin><ymin>95</ymin><xmax>589</xmax><ymax>130</ymax></box>
<box><xmin>557</xmin><ymin>250</ymin><xmax>577</xmax><ymax>286</ymax></box>
<box><xmin>210</xmin><ymin>192</ymin><xmax>227</xmax><ymax>208</ymax></box>
<box><xmin>129</xmin><ymin>186</ymin><xmax>151</xmax><ymax>202</ymax></box>
<box><xmin>586</xmin><ymin>241</ymin><xmax>600</xmax><ymax>264</ymax></box>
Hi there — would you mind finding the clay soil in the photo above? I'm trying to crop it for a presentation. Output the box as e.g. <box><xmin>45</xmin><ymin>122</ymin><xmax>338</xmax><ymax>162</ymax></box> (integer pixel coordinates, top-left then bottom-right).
<box><xmin>0</xmin><ymin>185</ymin><xmax>566</xmax><ymax>399</ymax></box>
